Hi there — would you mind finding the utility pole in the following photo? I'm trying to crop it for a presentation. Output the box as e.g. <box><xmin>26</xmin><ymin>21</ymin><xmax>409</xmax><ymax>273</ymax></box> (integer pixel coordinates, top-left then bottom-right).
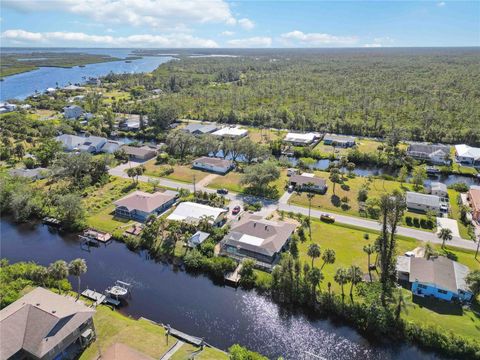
<box><xmin>193</xmin><ymin>175</ymin><xmax>196</xmax><ymax>199</ymax></box>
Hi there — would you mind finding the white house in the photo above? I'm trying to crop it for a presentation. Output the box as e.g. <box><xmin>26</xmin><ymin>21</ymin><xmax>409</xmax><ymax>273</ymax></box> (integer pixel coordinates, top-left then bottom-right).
<box><xmin>426</xmin><ymin>182</ymin><xmax>448</xmax><ymax>198</ymax></box>
<box><xmin>166</xmin><ymin>201</ymin><xmax>228</xmax><ymax>226</ymax></box>
<box><xmin>455</xmin><ymin>144</ymin><xmax>480</xmax><ymax>167</ymax></box>
<box><xmin>77</xmin><ymin>136</ymin><xmax>107</xmax><ymax>153</ymax></box>
<box><xmin>284</xmin><ymin>132</ymin><xmax>320</xmax><ymax>146</ymax></box>
<box><xmin>192</xmin><ymin>157</ymin><xmax>234</xmax><ymax>174</ymax></box>
<box><xmin>212</xmin><ymin>126</ymin><xmax>248</xmax><ymax>138</ymax></box>
<box><xmin>101</xmin><ymin>140</ymin><xmax>122</xmax><ymax>154</ymax></box>
<box><xmin>323</xmin><ymin>134</ymin><xmax>356</xmax><ymax>148</ymax></box>
<box><xmin>63</xmin><ymin>105</ymin><xmax>84</xmax><ymax>119</ymax></box>
<box><xmin>289</xmin><ymin>173</ymin><xmax>327</xmax><ymax>193</ymax></box>
<box><xmin>406</xmin><ymin>191</ymin><xmax>448</xmax><ymax>214</ymax></box>
<box><xmin>55</xmin><ymin>134</ymin><xmax>85</xmax><ymax>151</ymax></box>
<box><xmin>407</xmin><ymin>144</ymin><xmax>451</xmax><ymax>165</ymax></box>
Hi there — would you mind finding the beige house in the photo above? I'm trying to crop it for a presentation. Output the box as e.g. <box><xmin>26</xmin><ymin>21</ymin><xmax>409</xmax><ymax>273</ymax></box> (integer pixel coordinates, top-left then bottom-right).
<box><xmin>120</xmin><ymin>145</ymin><xmax>157</xmax><ymax>161</ymax></box>
<box><xmin>0</xmin><ymin>287</ymin><xmax>96</xmax><ymax>360</ymax></box>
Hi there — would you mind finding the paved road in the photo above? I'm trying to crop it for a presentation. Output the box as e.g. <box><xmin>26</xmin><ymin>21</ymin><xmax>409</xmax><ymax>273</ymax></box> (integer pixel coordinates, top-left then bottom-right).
<box><xmin>109</xmin><ymin>163</ymin><xmax>478</xmax><ymax>251</ymax></box>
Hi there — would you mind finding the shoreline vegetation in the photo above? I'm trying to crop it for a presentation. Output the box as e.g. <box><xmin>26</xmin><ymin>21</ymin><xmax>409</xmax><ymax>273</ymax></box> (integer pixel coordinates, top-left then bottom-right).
<box><xmin>0</xmin><ymin>52</ymin><xmax>123</xmax><ymax>78</ymax></box>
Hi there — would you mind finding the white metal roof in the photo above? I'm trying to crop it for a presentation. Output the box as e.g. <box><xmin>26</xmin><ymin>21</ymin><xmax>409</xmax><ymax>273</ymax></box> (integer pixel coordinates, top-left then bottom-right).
<box><xmin>284</xmin><ymin>132</ymin><xmax>317</xmax><ymax>143</ymax></box>
<box><xmin>167</xmin><ymin>201</ymin><xmax>226</xmax><ymax>223</ymax></box>
<box><xmin>212</xmin><ymin>126</ymin><xmax>248</xmax><ymax>137</ymax></box>
<box><xmin>455</xmin><ymin>144</ymin><xmax>480</xmax><ymax>160</ymax></box>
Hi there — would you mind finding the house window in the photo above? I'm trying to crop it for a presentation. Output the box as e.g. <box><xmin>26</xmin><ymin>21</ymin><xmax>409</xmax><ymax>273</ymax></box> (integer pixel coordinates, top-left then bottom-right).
<box><xmin>438</xmin><ymin>289</ymin><xmax>448</xmax><ymax>294</ymax></box>
<box><xmin>418</xmin><ymin>284</ymin><xmax>427</xmax><ymax>289</ymax></box>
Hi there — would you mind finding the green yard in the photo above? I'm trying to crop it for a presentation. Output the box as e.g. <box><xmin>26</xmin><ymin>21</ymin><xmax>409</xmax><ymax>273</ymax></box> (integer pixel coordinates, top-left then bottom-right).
<box><xmin>313</xmin><ymin>138</ymin><xmax>407</xmax><ymax>157</ymax></box>
<box><xmin>143</xmin><ymin>161</ymin><xmax>209</xmax><ymax>183</ymax></box>
<box><xmin>295</xmin><ymin>219</ymin><xmax>480</xmax><ymax>341</ymax></box>
<box><xmin>248</xmin><ymin>127</ymin><xmax>286</xmax><ymax>144</ymax></box>
<box><xmin>79</xmin><ymin>306</ymin><xmax>227</xmax><ymax>360</ymax></box>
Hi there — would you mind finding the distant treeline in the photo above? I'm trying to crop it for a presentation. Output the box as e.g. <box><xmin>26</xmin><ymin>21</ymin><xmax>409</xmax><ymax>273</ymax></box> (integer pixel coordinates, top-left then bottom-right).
<box><xmin>107</xmin><ymin>48</ymin><xmax>480</xmax><ymax>145</ymax></box>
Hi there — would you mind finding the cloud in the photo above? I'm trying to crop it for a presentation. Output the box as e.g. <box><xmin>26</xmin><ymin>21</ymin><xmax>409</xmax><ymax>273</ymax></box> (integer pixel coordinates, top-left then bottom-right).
<box><xmin>363</xmin><ymin>43</ymin><xmax>382</xmax><ymax>48</ymax></box>
<box><xmin>280</xmin><ymin>30</ymin><xmax>358</xmax><ymax>46</ymax></box>
<box><xmin>227</xmin><ymin>36</ymin><xmax>272</xmax><ymax>48</ymax></box>
<box><xmin>363</xmin><ymin>36</ymin><xmax>394</xmax><ymax>48</ymax></box>
<box><xmin>238</xmin><ymin>18</ymin><xmax>255</xmax><ymax>30</ymax></box>
<box><xmin>1</xmin><ymin>29</ymin><xmax>219</xmax><ymax>48</ymax></box>
<box><xmin>3</xmin><ymin>0</ymin><xmax>237</xmax><ymax>29</ymax></box>
<box><xmin>221</xmin><ymin>31</ymin><xmax>235</xmax><ymax>36</ymax></box>
<box><xmin>437</xmin><ymin>2</ymin><xmax>446</xmax><ymax>7</ymax></box>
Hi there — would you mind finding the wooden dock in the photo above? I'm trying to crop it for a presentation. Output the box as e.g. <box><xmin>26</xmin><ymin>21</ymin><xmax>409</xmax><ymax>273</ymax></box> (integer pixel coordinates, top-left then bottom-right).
<box><xmin>224</xmin><ymin>263</ymin><xmax>242</xmax><ymax>285</ymax></box>
<box><xmin>167</xmin><ymin>326</ymin><xmax>203</xmax><ymax>346</ymax></box>
<box><xmin>43</xmin><ymin>217</ymin><xmax>61</xmax><ymax>227</ymax></box>
<box><xmin>81</xmin><ymin>289</ymin><xmax>120</xmax><ymax>306</ymax></box>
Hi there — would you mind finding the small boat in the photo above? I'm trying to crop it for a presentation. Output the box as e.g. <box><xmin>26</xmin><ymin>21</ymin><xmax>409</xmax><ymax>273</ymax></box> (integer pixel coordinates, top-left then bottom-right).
<box><xmin>105</xmin><ymin>280</ymin><xmax>131</xmax><ymax>299</ymax></box>
<box><xmin>42</xmin><ymin>217</ymin><xmax>61</xmax><ymax>227</ymax></box>
<box><xmin>426</xmin><ymin>167</ymin><xmax>440</xmax><ymax>176</ymax></box>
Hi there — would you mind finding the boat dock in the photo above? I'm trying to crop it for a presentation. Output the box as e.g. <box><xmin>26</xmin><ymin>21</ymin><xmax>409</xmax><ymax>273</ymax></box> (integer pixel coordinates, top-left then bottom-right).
<box><xmin>81</xmin><ymin>289</ymin><xmax>120</xmax><ymax>307</ymax></box>
<box><xmin>80</xmin><ymin>228</ymin><xmax>112</xmax><ymax>247</ymax></box>
<box><xmin>166</xmin><ymin>325</ymin><xmax>204</xmax><ymax>346</ymax></box>
<box><xmin>43</xmin><ymin>217</ymin><xmax>61</xmax><ymax>227</ymax></box>
<box><xmin>224</xmin><ymin>263</ymin><xmax>242</xmax><ymax>285</ymax></box>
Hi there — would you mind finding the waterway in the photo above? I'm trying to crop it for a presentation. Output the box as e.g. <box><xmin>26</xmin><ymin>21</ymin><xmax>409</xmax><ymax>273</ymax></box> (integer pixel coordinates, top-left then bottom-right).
<box><xmin>0</xmin><ymin>218</ymin><xmax>439</xmax><ymax>360</ymax></box>
<box><xmin>0</xmin><ymin>48</ymin><xmax>172</xmax><ymax>101</ymax></box>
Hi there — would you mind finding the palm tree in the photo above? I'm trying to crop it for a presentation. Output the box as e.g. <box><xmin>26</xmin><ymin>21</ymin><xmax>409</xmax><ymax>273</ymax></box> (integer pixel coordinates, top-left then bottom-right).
<box><xmin>363</xmin><ymin>244</ymin><xmax>376</xmax><ymax>281</ymax></box>
<box><xmin>348</xmin><ymin>265</ymin><xmax>363</xmax><ymax>298</ymax></box>
<box><xmin>437</xmin><ymin>228</ymin><xmax>453</xmax><ymax>248</ymax></box>
<box><xmin>69</xmin><ymin>259</ymin><xmax>87</xmax><ymax>300</ymax></box>
<box><xmin>31</xmin><ymin>266</ymin><xmax>48</xmax><ymax>287</ymax></box>
<box><xmin>126</xmin><ymin>167</ymin><xmax>137</xmax><ymax>184</ymax></box>
<box><xmin>394</xmin><ymin>289</ymin><xmax>409</xmax><ymax>321</ymax></box>
<box><xmin>320</xmin><ymin>249</ymin><xmax>336</xmax><ymax>270</ymax></box>
<box><xmin>307</xmin><ymin>243</ymin><xmax>321</xmax><ymax>267</ymax></box>
<box><xmin>307</xmin><ymin>268</ymin><xmax>324</xmax><ymax>301</ymax></box>
<box><xmin>48</xmin><ymin>260</ymin><xmax>69</xmax><ymax>294</ymax></box>
<box><xmin>334</xmin><ymin>268</ymin><xmax>348</xmax><ymax>298</ymax></box>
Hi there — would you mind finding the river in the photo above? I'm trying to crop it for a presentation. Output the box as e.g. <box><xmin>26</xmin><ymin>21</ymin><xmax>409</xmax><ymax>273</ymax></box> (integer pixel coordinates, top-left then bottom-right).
<box><xmin>0</xmin><ymin>48</ymin><xmax>172</xmax><ymax>101</ymax></box>
<box><xmin>0</xmin><ymin>218</ymin><xmax>439</xmax><ymax>360</ymax></box>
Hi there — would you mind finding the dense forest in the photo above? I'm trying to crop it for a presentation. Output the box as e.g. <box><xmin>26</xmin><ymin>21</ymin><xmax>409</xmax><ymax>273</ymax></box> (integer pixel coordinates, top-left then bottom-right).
<box><xmin>109</xmin><ymin>48</ymin><xmax>480</xmax><ymax>145</ymax></box>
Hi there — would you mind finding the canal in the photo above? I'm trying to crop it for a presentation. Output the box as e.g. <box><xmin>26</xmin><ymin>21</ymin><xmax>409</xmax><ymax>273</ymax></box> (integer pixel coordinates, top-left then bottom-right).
<box><xmin>1</xmin><ymin>218</ymin><xmax>440</xmax><ymax>360</ymax></box>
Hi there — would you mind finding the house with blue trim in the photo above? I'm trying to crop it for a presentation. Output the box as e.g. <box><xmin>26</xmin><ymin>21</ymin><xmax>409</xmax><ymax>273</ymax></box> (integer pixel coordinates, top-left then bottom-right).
<box><xmin>113</xmin><ymin>190</ymin><xmax>178</xmax><ymax>222</ymax></box>
<box><xmin>397</xmin><ymin>255</ymin><xmax>473</xmax><ymax>303</ymax></box>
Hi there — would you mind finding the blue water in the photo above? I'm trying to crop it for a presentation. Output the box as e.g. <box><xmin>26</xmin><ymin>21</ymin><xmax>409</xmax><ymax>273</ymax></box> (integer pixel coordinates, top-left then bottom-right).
<box><xmin>0</xmin><ymin>48</ymin><xmax>172</xmax><ymax>100</ymax></box>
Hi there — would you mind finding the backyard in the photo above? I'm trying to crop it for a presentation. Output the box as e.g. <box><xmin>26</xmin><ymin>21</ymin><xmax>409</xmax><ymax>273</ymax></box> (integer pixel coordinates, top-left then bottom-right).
<box><xmin>79</xmin><ymin>306</ymin><xmax>227</xmax><ymax>360</ymax></box>
<box><xmin>143</xmin><ymin>161</ymin><xmax>209</xmax><ymax>183</ymax></box>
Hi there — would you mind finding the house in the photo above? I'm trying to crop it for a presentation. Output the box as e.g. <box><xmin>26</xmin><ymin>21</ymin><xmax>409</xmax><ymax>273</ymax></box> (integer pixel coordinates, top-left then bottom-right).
<box><xmin>120</xmin><ymin>145</ymin><xmax>157</xmax><ymax>161</ymax></box>
<box><xmin>289</xmin><ymin>173</ymin><xmax>327</xmax><ymax>193</ymax></box>
<box><xmin>117</xmin><ymin>114</ymin><xmax>147</xmax><ymax>132</ymax></box>
<box><xmin>323</xmin><ymin>134</ymin><xmax>356</xmax><ymax>148</ymax></box>
<box><xmin>426</xmin><ymin>182</ymin><xmax>448</xmax><ymax>198</ymax></box>
<box><xmin>101</xmin><ymin>140</ymin><xmax>122</xmax><ymax>154</ymax></box>
<box><xmin>63</xmin><ymin>84</ymin><xmax>85</xmax><ymax>91</ymax></box>
<box><xmin>86</xmin><ymin>77</ymin><xmax>101</xmax><ymax>86</ymax></box>
<box><xmin>166</xmin><ymin>201</ymin><xmax>228</xmax><ymax>226</ymax></box>
<box><xmin>0</xmin><ymin>287</ymin><xmax>96</xmax><ymax>360</ymax></box>
<box><xmin>9</xmin><ymin>167</ymin><xmax>48</xmax><ymax>180</ymax></box>
<box><xmin>63</xmin><ymin>105</ymin><xmax>84</xmax><ymax>119</ymax></box>
<box><xmin>283</xmin><ymin>132</ymin><xmax>320</xmax><ymax>146</ymax></box>
<box><xmin>467</xmin><ymin>188</ymin><xmax>480</xmax><ymax>222</ymax></box>
<box><xmin>0</xmin><ymin>102</ymin><xmax>18</xmax><ymax>113</ymax></box>
<box><xmin>183</xmin><ymin>123</ymin><xmax>218</xmax><ymax>135</ymax></box>
<box><xmin>212</xmin><ymin>126</ymin><xmax>248</xmax><ymax>138</ymax></box>
<box><xmin>45</xmin><ymin>87</ymin><xmax>56</xmax><ymax>94</ymax></box>
<box><xmin>77</xmin><ymin>135</ymin><xmax>107</xmax><ymax>153</ymax></box>
<box><xmin>55</xmin><ymin>134</ymin><xmax>85</xmax><ymax>151</ymax></box>
<box><xmin>407</xmin><ymin>144</ymin><xmax>451</xmax><ymax>165</ymax></box>
<box><xmin>406</xmin><ymin>191</ymin><xmax>447</xmax><ymax>214</ymax></box>
<box><xmin>192</xmin><ymin>156</ymin><xmax>234</xmax><ymax>174</ymax></box>
<box><xmin>114</xmin><ymin>190</ymin><xmax>178</xmax><ymax>222</ymax></box>
<box><xmin>188</xmin><ymin>231</ymin><xmax>210</xmax><ymax>248</ymax></box>
<box><xmin>455</xmin><ymin>144</ymin><xmax>480</xmax><ymax>167</ymax></box>
<box><xmin>396</xmin><ymin>256</ymin><xmax>473</xmax><ymax>302</ymax></box>
<box><xmin>220</xmin><ymin>215</ymin><xmax>296</xmax><ymax>266</ymax></box>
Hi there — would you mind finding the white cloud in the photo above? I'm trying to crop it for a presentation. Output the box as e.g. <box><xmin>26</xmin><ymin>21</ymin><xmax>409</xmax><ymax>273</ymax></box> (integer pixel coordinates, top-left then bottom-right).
<box><xmin>227</xmin><ymin>37</ymin><xmax>272</xmax><ymax>48</ymax></box>
<box><xmin>221</xmin><ymin>31</ymin><xmax>235</xmax><ymax>36</ymax></box>
<box><xmin>1</xmin><ymin>29</ymin><xmax>219</xmax><ymax>48</ymax></box>
<box><xmin>280</xmin><ymin>30</ymin><xmax>358</xmax><ymax>46</ymax></box>
<box><xmin>364</xmin><ymin>36</ymin><xmax>394</xmax><ymax>48</ymax></box>
<box><xmin>363</xmin><ymin>43</ymin><xmax>382</xmax><ymax>48</ymax></box>
<box><xmin>3</xmin><ymin>0</ymin><xmax>237</xmax><ymax>29</ymax></box>
<box><xmin>238</xmin><ymin>18</ymin><xmax>255</xmax><ymax>30</ymax></box>
<box><xmin>437</xmin><ymin>2</ymin><xmax>446</xmax><ymax>7</ymax></box>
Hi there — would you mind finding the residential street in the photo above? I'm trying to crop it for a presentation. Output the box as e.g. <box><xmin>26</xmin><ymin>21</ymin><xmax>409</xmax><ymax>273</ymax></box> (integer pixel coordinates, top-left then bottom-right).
<box><xmin>109</xmin><ymin>164</ymin><xmax>478</xmax><ymax>251</ymax></box>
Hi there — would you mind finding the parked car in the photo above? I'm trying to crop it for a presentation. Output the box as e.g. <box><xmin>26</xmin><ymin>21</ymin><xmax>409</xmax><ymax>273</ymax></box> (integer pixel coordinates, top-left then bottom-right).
<box><xmin>232</xmin><ymin>205</ymin><xmax>241</xmax><ymax>215</ymax></box>
<box><xmin>287</xmin><ymin>185</ymin><xmax>294</xmax><ymax>192</ymax></box>
<box><xmin>320</xmin><ymin>213</ymin><xmax>335</xmax><ymax>223</ymax></box>
<box><xmin>217</xmin><ymin>188</ymin><xmax>229</xmax><ymax>195</ymax></box>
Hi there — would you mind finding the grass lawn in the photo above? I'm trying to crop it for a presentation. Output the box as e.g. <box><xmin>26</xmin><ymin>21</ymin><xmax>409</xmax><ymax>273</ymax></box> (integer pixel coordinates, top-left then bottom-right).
<box><xmin>84</xmin><ymin>177</ymin><xmax>162</xmax><ymax>232</ymax></box>
<box><xmin>248</xmin><ymin>127</ymin><xmax>286</xmax><ymax>144</ymax></box>
<box><xmin>79</xmin><ymin>306</ymin><xmax>227</xmax><ymax>360</ymax></box>
<box><xmin>143</xmin><ymin>162</ymin><xmax>209</xmax><ymax>184</ymax></box>
<box><xmin>294</xmin><ymin>219</ymin><xmax>480</xmax><ymax>341</ymax></box>
<box><xmin>448</xmin><ymin>189</ymin><xmax>471</xmax><ymax>239</ymax></box>
<box><xmin>171</xmin><ymin>343</ymin><xmax>228</xmax><ymax>360</ymax></box>
<box><xmin>313</xmin><ymin>138</ymin><xmax>401</xmax><ymax>157</ymax></box>
<box><xmin>102</xmin><ymin>89</ymin><xmax>131</xmax><ymax>104</ymax></box>
<box><xmin>207</xmin><ymin>169</ymin><xmax>288</xmax><ymax>197</ymax></box>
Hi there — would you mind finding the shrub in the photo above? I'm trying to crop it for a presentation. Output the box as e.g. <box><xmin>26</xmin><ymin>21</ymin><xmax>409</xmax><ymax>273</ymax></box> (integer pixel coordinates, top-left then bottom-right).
<box><xmin>413</xmin><ymin>217</ymin><xmax>420</xmax><ymax>227</ymax></box>
<box><xmin>448</xmin><ymin>182</ymin><xmax>469</xmax><ymax>193</ymax></box>
<box><xmin>405</xmin><ymin>216</ymin><xmax>413</xmax><ymax>226</ymax></box>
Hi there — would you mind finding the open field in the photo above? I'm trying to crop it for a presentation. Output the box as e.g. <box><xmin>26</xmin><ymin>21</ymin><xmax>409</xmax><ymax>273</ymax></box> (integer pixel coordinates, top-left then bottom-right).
<box><xmin>295</xmin><ymin>219</ymin><xmax>480</xmax><ymax>341</ymax></box>
<box><xmin>313</xmin><ymin>138</ymin><xmax>408</xmax><ymax>157</ymax></box>
<box><xmin>247</xmin><ymin>127</ymin><xmax>286</xmax><ymax>144</ymax></box>
<box><xmin>101</xmin><ymin>89</ymin><xmax>131</xmax><ymax>104</ymax></box>
<box><xmin>79</xmin><ymin>306</ymin><xmax>227</xmax><ymax>360</ymax></box>
<box><xmin>143</xmin><ymin>162</ymin><xmax>209</xmax><ymax>183</ymax></box>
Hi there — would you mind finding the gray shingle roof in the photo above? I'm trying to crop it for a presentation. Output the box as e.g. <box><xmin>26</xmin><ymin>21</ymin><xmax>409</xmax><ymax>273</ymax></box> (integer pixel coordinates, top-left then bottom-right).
<box><xmin>406</xmin><ymin>191</ymin><xmax>441</xmax><ymax>207</ymax></box>
<box><xmin>193</xmin><ymin>156</ymin><xmax>233</xmax><ymax>168</ymax></box>
<box><xmin>114</xmin><ymin>190</ymin><xmax>177</xmax><ymax>213</ymax></box>
<box><xmin>183</xmin><ymin>123</ymin><xmax>218</xmax><ymax>134</ymax></box>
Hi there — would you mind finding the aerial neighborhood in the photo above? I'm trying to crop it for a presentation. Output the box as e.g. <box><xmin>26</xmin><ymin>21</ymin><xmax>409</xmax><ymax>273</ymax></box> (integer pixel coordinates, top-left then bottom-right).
<box><xmin>1</xmin><ymin>47</ymin><xmax>480</xmax><ymax>360</ymax></box>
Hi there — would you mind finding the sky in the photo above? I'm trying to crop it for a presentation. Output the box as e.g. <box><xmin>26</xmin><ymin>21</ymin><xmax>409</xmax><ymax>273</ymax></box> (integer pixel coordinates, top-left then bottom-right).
<box><xmin>1</xmin><ymin>0</ymin><xmax>479</xmax><ymax>48</ymax></box>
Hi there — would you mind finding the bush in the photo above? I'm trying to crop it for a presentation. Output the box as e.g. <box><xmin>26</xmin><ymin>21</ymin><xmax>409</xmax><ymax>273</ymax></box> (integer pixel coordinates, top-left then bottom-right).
<box><xmin>413</xmin><ymin>217</ymin><xmax>420</xmax><ymax>227</ymax></box>
<box><xmin>405</xmin><ymin>216</ymin><xmax>413</xmax><ymax>226</ymax></box>
<box><xmin>448</xmin><ymin>182</ymin><xmax>469</xmax><ymax>193</ymax></box>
